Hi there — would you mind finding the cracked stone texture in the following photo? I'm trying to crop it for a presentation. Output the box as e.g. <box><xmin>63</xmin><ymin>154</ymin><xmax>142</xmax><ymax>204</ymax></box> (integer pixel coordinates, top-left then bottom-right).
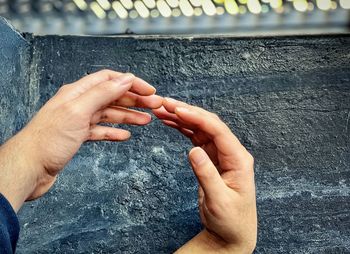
<box><xmin>0</xmin><ymin>18</ymin><xmax>350</xmax><ymax>253</ymax></box>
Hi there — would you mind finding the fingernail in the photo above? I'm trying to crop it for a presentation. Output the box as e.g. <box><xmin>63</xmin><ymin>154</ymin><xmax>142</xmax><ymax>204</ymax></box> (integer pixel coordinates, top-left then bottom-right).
<box><xmin>190</xmin><ymin>148</ymin><xmax>208</xmax><ymax>166</ymax></box>
<box><xmin>112</xmin><ymin>73</ymin><xmax>135</xmax><ymax>86</ymax></box>
<box><xmin>150</xmin><ymin>85</ymin><xmax>157</xmax><ymax>93</ymax></box>
<box><xmin>175</xmin><ymin>107</ymin><xmax>190</xmax><ymax>114</ymax></box>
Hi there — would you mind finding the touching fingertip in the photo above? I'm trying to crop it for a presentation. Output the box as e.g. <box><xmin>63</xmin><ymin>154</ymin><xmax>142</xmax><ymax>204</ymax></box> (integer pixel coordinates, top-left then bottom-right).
<box><xmin>151</xmin><ymin>86</ymin><xmax>157</xmax><ymax>94</ymax></box>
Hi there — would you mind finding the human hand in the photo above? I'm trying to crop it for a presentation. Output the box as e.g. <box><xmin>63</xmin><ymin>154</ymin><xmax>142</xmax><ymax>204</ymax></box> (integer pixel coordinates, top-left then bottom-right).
<box><xmin>153</xmin><ymin>98</ymin><xmax>257</xmax><ymax>253</ymax></box>
<box><xmin>0</xmin><ymin>70</ymin><xmax>163</xmax><ymax>211</ymax></box>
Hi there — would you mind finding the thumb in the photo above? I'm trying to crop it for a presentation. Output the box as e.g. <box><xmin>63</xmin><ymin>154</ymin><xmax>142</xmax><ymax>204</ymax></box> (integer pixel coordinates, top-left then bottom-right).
<box><xmin>189</xmin><ymin>147</ymin><xmax>226</xmax><ymax>200</ymax></box>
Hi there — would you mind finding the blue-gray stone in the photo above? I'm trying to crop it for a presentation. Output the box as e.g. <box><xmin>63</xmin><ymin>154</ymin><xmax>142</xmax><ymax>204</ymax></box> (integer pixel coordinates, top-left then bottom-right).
<box><xmin>0</xmin><ymin>18</ymin><xmax>350</xmax><ymax>253</ymax></box>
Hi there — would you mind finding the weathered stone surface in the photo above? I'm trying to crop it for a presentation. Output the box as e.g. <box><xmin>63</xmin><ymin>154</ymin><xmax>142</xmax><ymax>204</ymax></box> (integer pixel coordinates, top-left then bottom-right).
<box><xmin>0</xmin><ymin>17</ymin><xmax>30</xmax><ymax>143</ymax></box>
<box><xmin>1</xmin><ymin>18</ymin><xmax>350</xmax><ymax>253</ymax></box>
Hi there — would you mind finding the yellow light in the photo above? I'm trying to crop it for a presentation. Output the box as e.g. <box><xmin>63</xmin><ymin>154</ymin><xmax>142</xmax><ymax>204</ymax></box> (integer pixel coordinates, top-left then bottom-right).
<box><xmin>172</xmin><ymin>8</ymin><xmax>182</xmax><ymax>16</ymax></box>
<box><xmin>201</xmin><ymin>0</ymin><xmax>216</xmax><ymax>15</ymax></box>
<box><xmin>190</xmin><ymin>0</ymin><xmax>202</xmax><ymax>6</ymax></box>
<box><xmin>120</xmin><ymin>0</ymin><xmax>133</xmax><ymax>9</ymax></box>
<box><xmin>247</xmin><ymin>0</ymin><xmax>262</xmax><ymax>14</ymax></box>
<box><xmin>308</xmin><ymin>2</ymin><xmax>314</xmax><ymax>10</ymax></box>
<box><xmin>216</xmin><ymin>6</ymin><xmax>225</xmax><ymax>15</ymax></box>
<box><xmin>316</xmin><ymin>0</ymin><xmax>332</xmax><ymax>10</ymax></box>
<box><xmin>224</xmin><ymin>0</ymin><xmax>239</xmax><ymax>15</ymax></box>
<box><xmin>143</xmin><ymin>0</ymin><xmax>157</xmax><ymax>8</ymax></box>
<box><xmin>134</xmin><ymin>1</ymin><xmax>150</xmax><ymax>18</ymax></box>
<box><xmin>331</xmin><ymin>1</ymin><xmax>337</xmax><ymax>10</ymax></box>
<box><xmin>151</xmin><ymin>9</ymin><xmax>160</xmax><ymax>17</ymax></box>
<box><xmin>97</xmin><ymin>0</ymin><xmax>111</xmax><ymax>10</ymax></box>
<box><xmin>214</xmin><ymin>0</ymin><xmax>225</xmax><ymax>4</ymax></box>
<box><xmin>90</xmin><ymin>2</ymin><xmax>106</xmax><ymax>19</ymax></box>
<box><xmin>270</xmin><ymin>0</ymin><xmax>282</xmax><ymax>9</ymax></box>
<box><xmin>179</xmin><ymin>0</ymin><xmax>194</xmax><ymax>16</ymax></box>
<box><xmin>112</xmin><ymin>1</ymin><xmax>128</xmax><ymax>18</ymax></box>
<box><xmin>238</xmin><ymin>0</ymin><xmax>247</xmax><ymax>4</ymax></box>
<box><xmin>73</xmin><ymin>0</ymin><xmax>88</xmax><ymax>10</ymax></box>
<box><xmin>275</xmin><ymin>6</ymin><xmax>284</xmax><ymax>13</ymax></box>
<box><xmin>129</xmin><ymin>9</ymin><xmax>139</xmax><ymax>18</ymax></box>
<box><xmin>239</xmin><ymin>5</ymin><xmax>247</xmax><ymax>13</ymax></box>
<box><xmin>157</xmin><ymin>0</ymin><xmax>172</xmax><ymax>17</ymax></box>
<box><xmin>340</xmin><ymin>0</ymin><xmax>350</xmax><ymax>9</ymax></box>
<box><xmin>293</xmin><ymin>0</ymin><xmax>308</xmax><ymax>12</ymax></box>
<box><xmin>166</xmin><ymin>0</ymin><xmax>179</xmax><ymax>7</ymax></box>
<box><xmin>194</xmin><ymin>7</ymin><xmax>203</xmax><ymax>15</ymax></box>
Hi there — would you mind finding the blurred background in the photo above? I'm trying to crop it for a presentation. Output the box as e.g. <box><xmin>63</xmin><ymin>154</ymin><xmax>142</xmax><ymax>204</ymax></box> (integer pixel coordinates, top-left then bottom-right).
<box><xmin>0</xmin><ymin>0</ymin><xmax>349</xmax><ymax>35</ymax></box>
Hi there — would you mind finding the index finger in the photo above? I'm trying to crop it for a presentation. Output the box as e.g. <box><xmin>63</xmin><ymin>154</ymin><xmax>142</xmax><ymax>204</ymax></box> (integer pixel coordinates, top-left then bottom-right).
<box><xmin>64</xmin><ymin>70</ymin><xmax>156</xmax><ymax>100</ymax></box>
<box><xmin>72</xmin><ymin>73</ymin><xmax>134</xmax><ymax>115</ymax></box>
<box><xmin>163</xmin><ymin>98</ymin><xmax>250</xmax><ymax>170</ymax></box>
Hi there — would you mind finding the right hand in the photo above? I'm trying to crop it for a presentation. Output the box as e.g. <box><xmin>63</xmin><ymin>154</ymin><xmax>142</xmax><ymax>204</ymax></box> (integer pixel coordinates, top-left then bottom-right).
<box><xmin>153</xmin><ymin>98</ymin><xmax>257</xmax><ymax>253</ymax></box>
<box><xmin>0</xmin><ymin>69</ymin><xmax>163</xmax><ymax>212</ymax></box>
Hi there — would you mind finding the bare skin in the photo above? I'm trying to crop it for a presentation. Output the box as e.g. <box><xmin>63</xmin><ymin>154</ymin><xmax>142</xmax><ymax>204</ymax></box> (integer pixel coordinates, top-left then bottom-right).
<box><xmin>0</xmin><ymin>70</ymin><xmax>163</xmax><ymax>212</ymax></box>
<box><xmin>0</xmin><ymin>70</ymin><xmax>257</xmax><ymax>253</ymax></box>
<box><xmin>153</xmin><ymin>98</ymin><xmax>257</xmax><ymax>253</ymax></box>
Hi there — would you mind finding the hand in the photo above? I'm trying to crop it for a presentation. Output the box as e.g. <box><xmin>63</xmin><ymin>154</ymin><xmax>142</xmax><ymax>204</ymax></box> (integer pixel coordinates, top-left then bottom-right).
<box><xmin>0</xmin><ymin>70</ymin><xmax>163</xmax><ymax>211</ymax></box>
<box><xmin>153</xmin><ymin>98</ymin><xmax>257</xmax><ymax>253</ymax></box>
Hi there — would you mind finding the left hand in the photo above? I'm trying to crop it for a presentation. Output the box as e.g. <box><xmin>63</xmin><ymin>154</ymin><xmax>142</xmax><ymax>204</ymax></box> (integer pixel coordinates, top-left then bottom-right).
<box><xmin>153</xmin><ymin>98</ymin><xmax>257</xmax><ymax>253</ymax></box>
<box><xmin>0</xmin><ymin>69</ymin><xmax>163</xmax><ymax>211</ymax></box>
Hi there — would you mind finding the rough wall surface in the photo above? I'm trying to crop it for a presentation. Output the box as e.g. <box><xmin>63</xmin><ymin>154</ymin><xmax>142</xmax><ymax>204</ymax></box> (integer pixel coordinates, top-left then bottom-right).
<box><xmin>0</xmin><ymin>18</ymin><xmax>349</xmax><ymax>253</ymax></box>
<box><xmin>0</xmin><ymin>17</ymin><xmax>30</xmax><ymax>143</ymax></box>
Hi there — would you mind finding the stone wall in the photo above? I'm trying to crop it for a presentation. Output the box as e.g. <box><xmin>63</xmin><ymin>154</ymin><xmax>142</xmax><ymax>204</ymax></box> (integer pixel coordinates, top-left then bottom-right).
<box><xmin>1</xmin><ymin>17</ymin><xmax>350</xmax><ymax>253</ymax></box>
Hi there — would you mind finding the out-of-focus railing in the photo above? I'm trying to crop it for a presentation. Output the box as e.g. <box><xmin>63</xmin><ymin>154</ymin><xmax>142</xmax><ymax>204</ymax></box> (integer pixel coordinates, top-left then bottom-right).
<box><xmin>0</xmin><ymin>0</ymin><xmax>349</xmax><ymax>35</ymax></box>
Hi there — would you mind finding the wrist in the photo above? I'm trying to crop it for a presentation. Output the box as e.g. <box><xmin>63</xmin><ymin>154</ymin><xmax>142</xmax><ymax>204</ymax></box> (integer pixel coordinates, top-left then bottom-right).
<box><xmin>176</xmin><ymin>229</ymin><xmax>255</xmax><ymax>254</ymax></box>
<box><xmin>199</xmin><ymin>230</ymin><xmax>252</xmax><ymax>254</ymax></box>
<box><xmin>15</xmin><ymin>128</ymin><xmax>57</xmax><ymax>200</ymax></box>
<box><xmin>0</xmin><ymin>129</ymin><xmax>46</xmax><ymax>211</ymax></box>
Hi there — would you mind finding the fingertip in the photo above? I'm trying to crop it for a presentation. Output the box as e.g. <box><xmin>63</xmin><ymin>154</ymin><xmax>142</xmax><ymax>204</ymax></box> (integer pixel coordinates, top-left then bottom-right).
<box><xmin>134</xmin><ymin>77</ymin><xmax>157</xmax><ymax>95</ymax></box>
<box><xmin>140</xmin><ymin>113</ymin><xmax>152</xmax><ymax>125</ymax></box>
<box><xmin>163</xmin><ymin>97</ymin><xmax>177</xmax><ymax>113</ymax></box>
<box><xmin>151</xmin><ymin>86</ymin><xmax>157</xmax><ymax>94</ymax></box>
<box><xmin>120</xmin><ymin>130</ymin><xmax>131</xmax><ymax>140</ymax></box>
<box><xmin>148</xmin><ymin>95</ymin><xmax>164</xmax><ymax>109</ymax></box>
<box><xmin>107</xmin><ymin>129</ymin><xmax>131</xmax><ymax>141</ymax></box>
<box><xmin>189</xmin><ymin>147</ymin><xmax>208</xmax><ymax>166</ymax></box>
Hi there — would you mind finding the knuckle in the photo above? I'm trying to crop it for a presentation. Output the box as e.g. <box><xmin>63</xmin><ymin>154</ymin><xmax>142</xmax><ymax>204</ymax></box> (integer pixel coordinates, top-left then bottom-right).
<box><xmin>58</xmin><ymin>84</ymin><xmax>70</xmax><ymax>93</ymax></box>
<box><xmin>246</xmin><ymin>152</ymin><xmax>255</xmax><ymax>167</ymax></box>
<box><xmin>210</xmin><ymin>112</ymin><xmax>220</xmax><ymax>120</ymax></box>
<box><xmin>63</xmin><ymin>103</ymin><xmax>82</xmax><ymax>117</ymax></box>
<box><xmin>99</xmin><ymin>69</ymin><xmax>113</xmax><ymax>75</ymax></box>
<box><xmin>97</xmin><ymin>69</ymin><xmax>120</xmax><ymax>80</ymax></box>
<box><xmin>100</xmin><ymin>110</ymin><xmax>109</xmax><ymax>121</ymax></box>
<box><xmin>102</xmin><ymin>80</ymin><xmax>119</xmax><ymax>91</ymax></box>
<box><xmin>239</xmin><ymin>151</ymin><xmax>255</xmax><ymax>172</ymax></box>
<box><xmin>104</xmin><ymin>131</ymin><xmax>112</xmax><ymax>140</ymax></box>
